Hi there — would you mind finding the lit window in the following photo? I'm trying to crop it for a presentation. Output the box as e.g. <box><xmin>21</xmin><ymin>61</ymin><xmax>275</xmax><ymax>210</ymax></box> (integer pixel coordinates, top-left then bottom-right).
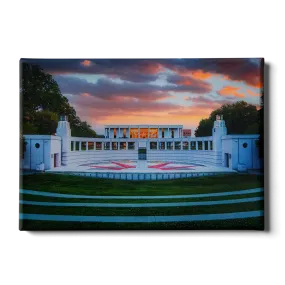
<box><xmin>140</xmin><ymin>128</ymin><xmax>148</xmax><ymax>139</ymax></box>
<box><xmin>88</xmin><ymin>142</ymin><xmax>94</xmax><ymax>150</ymax></box>
<box><xmin>130</xmin><ymin>128</ymin><xmax>138</xmax><ymax>139</ymax></box>
<box><xmin>114</xmin><ymin>128</ymin><xmax>117</xmax><ymax>139</ymax></box>
<box><xmin>149</xmin><ymin>128</ymin><xmax>158</xmax><ymax>138</ymax></box>
<box><xmin>162</xmin><ymin>128</ymin><xmax>164</xmax><ymax>138</ymax></box>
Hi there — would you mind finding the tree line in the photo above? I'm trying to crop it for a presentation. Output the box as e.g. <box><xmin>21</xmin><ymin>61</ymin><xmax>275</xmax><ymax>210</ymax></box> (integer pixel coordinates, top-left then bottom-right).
<box><xmin>195</xmin><ymin>101</ymin><xmax>261</xmax><ymax>137</ymax></box>
<box><xmin>20</xmin><ymin>62</ymin><xmax>97</xmax><ymax>137</ymax></box>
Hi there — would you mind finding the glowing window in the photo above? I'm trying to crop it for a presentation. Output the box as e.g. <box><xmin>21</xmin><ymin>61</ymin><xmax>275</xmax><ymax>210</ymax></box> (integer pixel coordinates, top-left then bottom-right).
<box><xmin>140</xmin><ymin>128</ymin><xmax>148</xmax><ymax>139</ymax></box>
<box><xmin>130</xmin><ymin>128</ymin><xmax>138</xmax><ymax>138</ymax></box>
<box><xmin>88</xmin><ymin>142</ymin><xmax>94</xmax><ymax>150</ymax></box>
<box><xmin>114</xmin><ymin>128</ymin><xmax>117</xmax><ymax>138</ymax></box>
<box><xmin>149</xmin><ymin>128</ymin><xmax>158</xmax><ymax>138</ymax></box>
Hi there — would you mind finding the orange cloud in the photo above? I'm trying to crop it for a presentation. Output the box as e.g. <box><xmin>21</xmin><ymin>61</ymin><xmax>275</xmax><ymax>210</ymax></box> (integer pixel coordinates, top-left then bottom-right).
<box><xmin>247</xmin><ymin>89</ymin><xmax>260</xmax><ymax>97</ymax></box>
<box><xmin>81</xmin><ymin>60</ymin><xmax>92</xmax><ymax>67</ymax></box>
<box><xmin>191</xmin><ymin>70</ymin><xmax>212</xmax><ymax>80</ymax></box>
<box><xmin>139</xmin><ymin>63</ymin><xmax>164</xmax><ymax>74</ymax></box>
<box><xmin>218</xmin><ymin>86</ymin><xmax>245</xmax><ymax>98</ymax></box>
<box><xmin>81</xmin><ymin>93</ymin><xmax>90</xmax><ymax>97</ymax></box>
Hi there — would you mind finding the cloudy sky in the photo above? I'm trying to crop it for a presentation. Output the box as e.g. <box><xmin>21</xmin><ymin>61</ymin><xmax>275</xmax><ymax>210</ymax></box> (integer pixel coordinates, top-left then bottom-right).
<box><xmin>24</xmin><ymin>58</ymin><xmax>263</xmax><ymax>134</ymax></box>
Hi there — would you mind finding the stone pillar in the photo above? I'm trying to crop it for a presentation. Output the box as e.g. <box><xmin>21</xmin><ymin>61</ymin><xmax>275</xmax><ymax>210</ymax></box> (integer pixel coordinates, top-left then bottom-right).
<box><xmin>196</xmin><ymin>141</ymin><xmax>198</xmax><ymax>150</ymax></box>
<box><xmin>56</xmin><ymin>116</ymin><xmax>71</xmax><ymax>166</ymax></box>
<box><xmin>212</xmin><ymin>115</ymin><xmax>227</xmax><ymax>151</ymax></box>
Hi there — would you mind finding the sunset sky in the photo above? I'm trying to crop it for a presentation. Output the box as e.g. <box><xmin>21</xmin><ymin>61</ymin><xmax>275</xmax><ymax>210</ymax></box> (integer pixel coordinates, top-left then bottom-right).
<box><xmin>24</xmin><ymin>58</ymin><xmax>263</xmax><ymax>134</ymax></box>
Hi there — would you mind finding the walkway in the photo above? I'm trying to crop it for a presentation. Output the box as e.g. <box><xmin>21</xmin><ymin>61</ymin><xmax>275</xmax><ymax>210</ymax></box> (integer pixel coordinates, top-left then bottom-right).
<box><xmin>20</xmin><ymin>188</ymin><xmax>263</xmax><ymax>199</ymax></box>
<box><xmin>19</xmin><ymin>210</ymin><xmax>264</xmax><ymax>223</ymax></box>
<box><xmin>20</xmin><ymin>196</ymin><xmax>263</xmax><ymax>208</ymax></box>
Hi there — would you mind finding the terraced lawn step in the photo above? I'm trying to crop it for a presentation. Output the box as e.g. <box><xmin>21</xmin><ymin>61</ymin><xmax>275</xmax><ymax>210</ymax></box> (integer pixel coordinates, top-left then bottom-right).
<box><xmin>20</xmin><ymin>188</ymin><xmax>264</xmax><ymax>199</ymax></box>
<box><xmin>19</xmin><ymin>210</ymin><xmax>264</xmax><ymax>223</ymax></box>
<box><xmin>20</xmin><ymin>196</ymin><xmax>264</xmax><ymax>208</ymax></box>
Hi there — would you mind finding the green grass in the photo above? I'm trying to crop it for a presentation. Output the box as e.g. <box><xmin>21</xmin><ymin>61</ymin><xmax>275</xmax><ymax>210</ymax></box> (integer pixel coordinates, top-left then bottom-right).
<box><xmin>21</xmin><ymin>173</ymin><xmax>263</xmax><ymax>196</ymax></box>
<box><xmin>20</xmin><ymin>191</ymin><xmax>264</xmax><ymax>203</ymax></box>
<box><xmin>19</xmin><ymin>217</ymin><xmax>264</xmax><ymax>230</ymax></box>
<box><xmin>19</xmin><ymin>173</ymin><xmax>264</xmax><ymax>230</ymax></box>
<box><xmin>20</xmin><ymin>201</ymin><xmax>263</xmax><ymax>216</ymax></box>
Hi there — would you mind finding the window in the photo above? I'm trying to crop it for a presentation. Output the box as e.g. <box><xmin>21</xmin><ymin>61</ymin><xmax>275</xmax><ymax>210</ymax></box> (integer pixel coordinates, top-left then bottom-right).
<box><xmin>128</xmin><ymin>142</ymin><xmax>135</xmax><ymax>150</ymax></box>
<box><xmin>210</xmin><ymin>141</ymin><xmax>213</xmax><ymax>150</ymax></box>
<box><xmin>159</xmin><ymin>142</ymin><xmax>165</xmax><ymax>150</ymax></box>
<box><xmin>198</xmin><ymin>141</ymin><xmax>202</xmax><ymax>150</ymax></box>
<box><xmin>175</xmin><ymin>141</ymin><xmax>181</xmax><ymax>150</ymax></box>
<box><xmin>149</xmin><ymin>128</ymin><xmax>158</xmax><ymax>138</ymax></box>
<box><xmin>167</xmin><ymin>142</ymin><xmax>173</xmax><ymax>150</ymax></box>
<box><xmin>162</xmin><ymin>128</ymin><xmax>164</xmax><ymax>138</ymax></box>
<box><xmin>183</xmin><ymin>142</ymin><xmax>189</xmax><ymax>150</ymax></box>
<box><xmin>114</xmin><ymin>128</ymin><xmax>117</xmax><ymax>139</ymax></box>
<box><xmin>81</xmin><ymin>142</ymin><xmax>86</xmax><ymax>151</ymax></box>
<box><xmin>96</xmin><ymin>142</ymin><xmax>102</xmax><ymax>150</ymax></box>
<box><xmin>104</xmin><ymin>142</ymin><xmax>110</xmax><ymax>150</ymax></box>
<box><xmin>123</xmin><ymin>128</ymin><xmax>127</xmax><ymax>138</ymax></box>
<box><xmin>70</xmin><ymin>141</ymin><xmax>74</xmax><ymax>151</ymax></box>
<box><xmin>112</xmin><ymin>142</ymin><xmax>118</xmax><ymax>150</ymax></box>
<box><xmin>75</xmin><ymin>141</ymin><xmax>80</xmax><ymax>151</ymax></box>
<box><xmin>150</xmin><ymin>142</ymin><xmax>157</xmax><ymax>150</ymax></box>
<box><xmin>204</xmin><ymin>141</ymin><xmax>208</xmax><ymax>150</ymax></box>
<box><xmin>120</xmin><ymin>142</ymin><xmax>126</xmax><ymax>150</ymax></box>
<box><xmin>130</xmin><ymin>128</ymin><xmax>138</xmax><ymax>138</ymax></box>
<box><xmin>35</xmin><ymin>143</ymin><xmax>40</xmax><ymax>149</ymax></box>
<box><xmin>171</xmin><ymin>129</ymin><xmax>174</xmax><ymax>138</ymax></box>
<box><xmin>88</xmin><ymin>142</ymin><xmax>94</xmax><ymax>150</ymax></box>
<box><xmin>140</xmin><ymin>128</ymin><xmax>148</xmax><ymax>139</ymax></box>
<box><xmin>190</xmin><ymin>141</ymin><xmax>196</xmax><ymax>150</ymax></box>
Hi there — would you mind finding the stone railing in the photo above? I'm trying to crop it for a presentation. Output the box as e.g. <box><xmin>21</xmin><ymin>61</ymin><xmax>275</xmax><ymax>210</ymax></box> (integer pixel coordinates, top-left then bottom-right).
<box><xmin>68</xmin><ymin>136</ymin><xmax>214</xmax><ymax>152</ymax></box>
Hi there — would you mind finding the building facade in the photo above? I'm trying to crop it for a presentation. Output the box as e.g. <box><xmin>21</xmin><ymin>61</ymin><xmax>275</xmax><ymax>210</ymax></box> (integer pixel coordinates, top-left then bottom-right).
<box><xmin>22</xmin><ymin>115</ymin><xmax>262</xmax><ymax>172</ymax></box>
<box><xmin>104</xmin><ymin>125</ymin><xmax>183</xmax><ymax>139</ymax></box>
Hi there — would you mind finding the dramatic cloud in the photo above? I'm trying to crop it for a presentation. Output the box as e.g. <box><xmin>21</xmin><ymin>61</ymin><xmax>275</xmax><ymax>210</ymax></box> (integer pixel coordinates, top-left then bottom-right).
<box><xmin>54</xmin><ymin>73</ymin><xmax>212</xmax><ymax>102</ymax></box>
<box><xmin>217</xmin><ymin>86</ymin><xmax>245</xmax><ymax>98</ymax></box>
<box><xmin>166</xmin><ymin>74</ymin><xmax>212</xmax><ymax>93</ymax></box>
<box><xmin>247</xmin><ymin>89</ymin><xmax>261</xmax><ymax>97</ymax></box>
<box><xmin>161</xmin><ymin>58</ymin><xmax>263</xmax><ymax>88</ymax></box>
<box><xmin>21</xmin><ymin>58</ymin><xmax>263</xmax><ymax>133</ymax></box>
<box><xmin>22</xmin><ymin>58</ymin><xmax>263</xmax><ymax>87</ymax></box>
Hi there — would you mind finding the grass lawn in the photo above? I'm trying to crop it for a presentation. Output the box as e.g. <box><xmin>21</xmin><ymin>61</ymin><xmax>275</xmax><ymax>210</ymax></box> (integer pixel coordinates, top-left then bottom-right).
<box><xmin>20</xmin><ymin>217</ymin><xmax>264</xmax><ymax>231</ymax></box>
<box><xmin>20</xmin><ymin>190</ymin><xmax>264</xmax><ymax>203</ymax></box>
<box><xmin>21</xmin><ymin>173</ymin><xmax>264</xmax><ymax>196</ymax></box>
<box><xmin>19</xmin><ymin>173</ymin><xmax>264</xmax><ymax>230</ymax></box>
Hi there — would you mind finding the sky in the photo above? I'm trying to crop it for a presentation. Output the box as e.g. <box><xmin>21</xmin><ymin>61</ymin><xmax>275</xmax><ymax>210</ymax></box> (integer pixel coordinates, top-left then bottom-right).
<box><xmin>24</xmin><ymin>58</ymin><xmax>263</xmax><ymax>135</ymax></box>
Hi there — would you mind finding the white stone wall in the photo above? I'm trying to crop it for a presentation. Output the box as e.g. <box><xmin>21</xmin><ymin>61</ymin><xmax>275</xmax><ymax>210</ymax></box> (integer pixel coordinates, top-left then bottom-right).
<box><xmin>221</xmin><ymin>135</ymin><xmax>261</xmax><ymax>170</ymax></box>
<box><xmin>23</xmin><ymin>135</ymin><xmax>61</xmax><ymax>170</ymax></box>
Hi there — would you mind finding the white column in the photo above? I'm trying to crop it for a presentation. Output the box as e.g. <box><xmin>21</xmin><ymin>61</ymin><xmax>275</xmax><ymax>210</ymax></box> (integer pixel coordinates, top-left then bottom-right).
<box><xmin>202</xmin><ymin>141</ymin><xmax>205</xmax><ymax>150</ymax></box>
<box><xmin>196</xmin><ymin>141</ymin><xmax>198</xmax><ymax>150</ymax></box>
<box><xmin>86</xmin><ymin>142</ymin><xmax>89</xmax><ymax>151</ymax></box>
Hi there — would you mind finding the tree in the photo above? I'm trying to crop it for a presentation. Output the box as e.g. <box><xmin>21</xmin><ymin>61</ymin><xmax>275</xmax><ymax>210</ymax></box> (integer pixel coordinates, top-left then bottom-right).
<box><xmin>194</xmin><ymin>118</ymin><xmax>214</xmax><ymax>137</ymax></box>
<box><xmin>195</xmin><ymin>101</ymin><xmax>260</xmax><ymax>137</ymax></box>
<box><xmin>20</xmin><ymin>62</ymin><xmax>97</xmax><ymax>137</ymax></box>
<box><xmin>33</xmin><ymin>111</ymin><xmax>59</xmax><ymax>135</ymax></box>
<box><xmin>20</xmin><ymin>134</ymin><xmax>27</xmax><ymax>159</ymax></box>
